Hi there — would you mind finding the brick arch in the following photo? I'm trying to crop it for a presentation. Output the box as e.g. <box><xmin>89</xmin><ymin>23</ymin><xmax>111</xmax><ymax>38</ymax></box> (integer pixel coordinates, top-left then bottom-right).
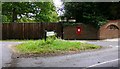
<box><xmin>99</xmin><ymin>21</ymin><xmax>120</xmax><ymax>39</ymax></box>
<box><xmin>106</xmin><ymin>24</ymin><xmax>119</xmax><ymax>30</ymax></box>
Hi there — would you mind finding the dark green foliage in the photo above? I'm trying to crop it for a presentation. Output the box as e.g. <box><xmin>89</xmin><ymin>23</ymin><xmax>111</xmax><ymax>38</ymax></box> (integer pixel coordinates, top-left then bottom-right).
<box><xmin>64</xmin><ymin>2</ymin><xmax>120</xmax><ymax>29</ymax></box>
<box><xmin>63</xmin><ymin>22</ymin><xmax>79</xmax><ymax>27</ymax></box>
<box><xmin>2</xmin><ymin>15</ymin><xmax>11</xmax><ymax>22</ymax></box>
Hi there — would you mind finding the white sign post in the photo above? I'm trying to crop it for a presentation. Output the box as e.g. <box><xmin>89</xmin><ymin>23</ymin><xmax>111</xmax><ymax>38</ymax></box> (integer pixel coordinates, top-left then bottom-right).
<box><xmin>46</xmin><ymin>31</ymin><xmax>56</xmax><ymax>36</ymax></box>
<box><xmin>44</xmin><ymin>30</ymin><xmax>56</xmax><ymax>41</ymax></box>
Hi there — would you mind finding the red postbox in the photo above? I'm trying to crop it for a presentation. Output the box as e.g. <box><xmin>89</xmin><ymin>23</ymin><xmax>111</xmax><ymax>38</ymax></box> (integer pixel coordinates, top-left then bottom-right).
<box><xmin>76</xmin><ymin>26</ymin><xmax>81</xmax><ymax>35</ymax></box>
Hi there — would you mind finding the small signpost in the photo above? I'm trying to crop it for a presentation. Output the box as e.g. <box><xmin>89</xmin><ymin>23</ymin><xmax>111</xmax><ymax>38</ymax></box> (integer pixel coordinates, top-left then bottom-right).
<box><xmin>44</xmin><ymin>30</ymin><xmax>56</xmax><ymax>41</ymax></box>
<box><xmin>46</xmin><ymin>31</ymin><xmax>55</xmax><ymax>36</ymax></box>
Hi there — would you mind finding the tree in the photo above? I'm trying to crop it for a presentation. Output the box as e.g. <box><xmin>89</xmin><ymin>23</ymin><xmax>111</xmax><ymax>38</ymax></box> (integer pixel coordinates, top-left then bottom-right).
<box><xmin>96</xmin><ymin>2</ymin><xmax>120</xmax><ymax>20</ymax></box>
<box><xmin>2</xmin><ymin>2</ymin><xmax>59</xmax><ymax>22</ymax></box>
<box><xmin>64</xmin><ymin>2</ymin><xmax>120</xmax><ymax>28</ymax></box>
<box><xmin>2</xmin><ymin>15</ymin><xmax>11</xmax><ymax>22</ymax></box>
<box><xmin>35</xmin><ymin>2</ymin><xmax>59</xmax><ymax>22</ymax></box>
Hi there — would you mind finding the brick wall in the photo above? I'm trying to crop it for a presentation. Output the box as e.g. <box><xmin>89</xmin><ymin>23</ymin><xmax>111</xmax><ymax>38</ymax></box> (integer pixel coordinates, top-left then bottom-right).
<box><xmin>63</xmin><ymin>23</ymin><xmax>98</xmax><ymax>40</ymax></box>
<box><xmin>99</xmin><ymin>20</ymin><xmax>120</xmax><ymax>39</ymax></box>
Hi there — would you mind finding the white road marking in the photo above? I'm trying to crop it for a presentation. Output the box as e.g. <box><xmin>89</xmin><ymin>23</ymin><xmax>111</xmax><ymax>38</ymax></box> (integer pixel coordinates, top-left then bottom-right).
<box><xmin>109</xmin><ymin>45</ymin><xmax>119</xmax><ymax>48</ymax></box>
<box><xmin>116</xmin><ymin>46</ymin><xmax>119</xmax><ymax>47</ymax></box>
<box><xmin>88</xmin><ymin>59</ymin><xmax>119</xmax><ymax>67</ymax></box>
<box><xmin>109</xmin><ymin>45</ymin><xmax>112</xmax><ymax>46</ymax></box>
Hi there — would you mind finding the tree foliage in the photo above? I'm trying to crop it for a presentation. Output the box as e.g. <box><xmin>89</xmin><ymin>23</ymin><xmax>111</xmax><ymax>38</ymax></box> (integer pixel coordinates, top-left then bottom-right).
<box><xmin>2</xmin><ymin>2</ymin><xmax>59</xmax><ymax>23</ymax></box>
<box><xmin>64</xmin><ymin>2</ymin><xmax>120</xmax><ymax>28</ymax></box>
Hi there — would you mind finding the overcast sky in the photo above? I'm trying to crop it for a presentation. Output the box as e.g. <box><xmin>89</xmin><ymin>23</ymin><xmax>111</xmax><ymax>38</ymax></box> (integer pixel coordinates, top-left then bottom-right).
<box><xmin>53</xmin><ymin>0</ymin><xmax>63</xmax><ymax>8</ymax></box>
<box><xmin>53</xmin><ymin>0</ymin><xmax>64</xmax><ymax>16</ymax></box>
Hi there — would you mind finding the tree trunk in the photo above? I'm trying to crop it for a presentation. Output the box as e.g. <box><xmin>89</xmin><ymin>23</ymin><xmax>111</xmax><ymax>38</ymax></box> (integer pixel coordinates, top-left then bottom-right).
<box><xmin>12</xmin><ymin>8</ymin><xmax>17</xmax><ymax>22</ymax></box>
<box><xmin>76</xmin><ymin>17</ymin><xmax>81</xmax><ymax>23</ymax></box>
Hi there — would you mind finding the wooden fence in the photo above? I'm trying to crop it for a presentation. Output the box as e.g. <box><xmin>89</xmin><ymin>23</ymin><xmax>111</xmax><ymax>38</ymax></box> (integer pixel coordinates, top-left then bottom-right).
<box><xmin>2</xmin><ymin>23</ymin><xmax>63</xmax><ymax>40</ymax></box>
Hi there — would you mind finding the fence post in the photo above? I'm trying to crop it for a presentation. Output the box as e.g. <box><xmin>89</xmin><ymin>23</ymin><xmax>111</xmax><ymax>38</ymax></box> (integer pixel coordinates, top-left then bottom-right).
<box><xmin>44</xmin><ymin>30</ymin><xmax>47</xmax><ymax>41</ymax></box>
<box><xmin>60</xmin><ymin>22</ymin><xmax>63</xmax><ymax>39</ymax></box>
<box><xmin>41</xmin><ymin>22</ymin><xmax>43</xmax><ymax>39</ymax></box>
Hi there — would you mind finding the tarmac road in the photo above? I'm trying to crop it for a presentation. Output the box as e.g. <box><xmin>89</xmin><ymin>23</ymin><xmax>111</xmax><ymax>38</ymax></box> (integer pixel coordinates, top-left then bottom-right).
<box><xmin>0</xmin><ymin>39</ymin><xmax>119</xmax><ymax>68</ymax></box>
<box><xmin>0</xmin><ymin>42</ymin><xmax>22</xmax><ymax>68</ymax></box>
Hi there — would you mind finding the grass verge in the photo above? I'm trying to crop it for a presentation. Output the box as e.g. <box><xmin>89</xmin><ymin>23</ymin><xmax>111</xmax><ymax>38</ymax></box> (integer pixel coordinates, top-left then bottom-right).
<box><xmin>0</xmin><ymin>39</ymin><xmax>33</xmax><ymax>42</ymax></box>
<box><xmin>15</xmin><ymin>38</ymin><xmax>101</xmax><ymax>55</ymax></box>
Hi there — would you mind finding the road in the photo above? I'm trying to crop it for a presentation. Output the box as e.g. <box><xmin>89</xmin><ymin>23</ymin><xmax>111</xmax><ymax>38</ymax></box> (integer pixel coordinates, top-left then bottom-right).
<box><xmin>0</xmin><ymin>42</ymin><xmax>22</xmax><ymax>69</ymax></box>
<box><xmin>0</xmin><ymin>39</ymin><xmax>119</xmax><ymax>68</ymax></box>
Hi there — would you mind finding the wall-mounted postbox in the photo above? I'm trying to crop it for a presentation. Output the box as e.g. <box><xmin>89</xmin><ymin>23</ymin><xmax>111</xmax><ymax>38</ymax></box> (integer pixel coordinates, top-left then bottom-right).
<box><xmin>76</xmin><ymin>26</ymin><xmax>81</xmax><ymax>35</ymax></box>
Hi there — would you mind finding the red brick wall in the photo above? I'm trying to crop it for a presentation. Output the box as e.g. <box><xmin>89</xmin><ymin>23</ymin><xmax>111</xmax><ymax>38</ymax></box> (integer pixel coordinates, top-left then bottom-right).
<box><xmin>63</xmin><ymin>24</ymin><xmax>98</xmax><ymax>40</ymax></box>
<box><xmin>99</xmin><ymin>20</ymin><xmax>120</xmax><ymax>39</ymax></box>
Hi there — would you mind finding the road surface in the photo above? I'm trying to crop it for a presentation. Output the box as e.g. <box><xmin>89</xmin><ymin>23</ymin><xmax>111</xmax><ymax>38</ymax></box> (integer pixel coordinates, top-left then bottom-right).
<box><xmin>0</xmin><ymin>39</ymin><xmax>119</xmax><ymax>68</ymax></box>
<box><xmin>0</xmin><ymin>42</ymin><xmax>22</xmax><ymax>69</ymax></box>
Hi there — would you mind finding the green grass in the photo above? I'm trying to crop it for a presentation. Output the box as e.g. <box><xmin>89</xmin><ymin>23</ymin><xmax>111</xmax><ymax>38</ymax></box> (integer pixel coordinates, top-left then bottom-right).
<box><xmin>0</xmin><ymin>39</ymin><xmax>34</xmax><ymax>42</ymax></box>
<box><xmin>16</xmin><ymin>38</ymin><xmax>101</xmax><ymax>54</ymax></box>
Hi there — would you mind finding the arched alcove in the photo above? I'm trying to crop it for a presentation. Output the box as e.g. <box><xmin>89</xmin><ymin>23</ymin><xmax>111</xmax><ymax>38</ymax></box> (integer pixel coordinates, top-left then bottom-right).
<box><xmin>106</xmin><ymin>24</ymin><xmax>119</xmax><ymax>30</ymax></box>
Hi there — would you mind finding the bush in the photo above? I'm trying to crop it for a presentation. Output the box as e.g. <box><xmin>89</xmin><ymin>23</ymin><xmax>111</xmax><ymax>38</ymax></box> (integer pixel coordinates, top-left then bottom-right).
<box><xmin>46</xmin><ymin>35</ymin><xmax>57</xmax><ymax>44</ymax></box>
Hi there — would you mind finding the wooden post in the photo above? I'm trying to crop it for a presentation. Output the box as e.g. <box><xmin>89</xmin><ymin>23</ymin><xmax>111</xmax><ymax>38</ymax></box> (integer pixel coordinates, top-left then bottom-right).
<box><xmin>60</xmin><ymin>22</ymin><xmax>63</xmax><ymax>39</ymax></box>
<box><xmin>41</xmin><ymin>22</ymin><xmax>44</xmax><ymax>39</ymax></box>
<box><xmin>44</xmin><ymin>30</ymin><xmax>47</xmax><ymax>41</ymax></box>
